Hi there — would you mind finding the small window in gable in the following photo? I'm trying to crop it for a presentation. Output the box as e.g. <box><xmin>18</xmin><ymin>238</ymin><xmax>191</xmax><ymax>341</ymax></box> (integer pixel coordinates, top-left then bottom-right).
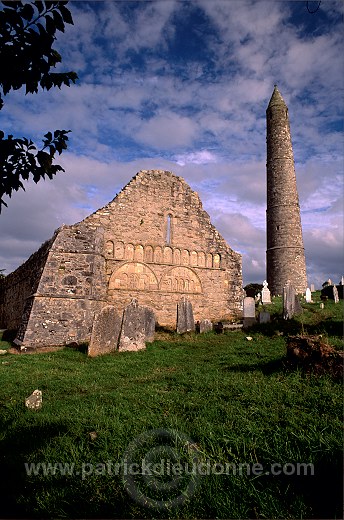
<box><xmin>166</xmin><ymin>214</ymin><xmax>172</xmax><ymax>244</ymax></box>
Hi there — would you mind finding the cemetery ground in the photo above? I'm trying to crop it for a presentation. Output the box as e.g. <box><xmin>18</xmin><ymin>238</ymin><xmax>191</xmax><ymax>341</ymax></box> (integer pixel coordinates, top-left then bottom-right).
<box><xmin>0</xmin><ymin>294</ymin><xmax>342</xmax><ymax>519</ymax></box>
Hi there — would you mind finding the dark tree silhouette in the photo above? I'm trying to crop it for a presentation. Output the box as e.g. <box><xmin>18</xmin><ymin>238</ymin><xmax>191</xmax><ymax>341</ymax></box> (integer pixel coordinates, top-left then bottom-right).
<box><xmin>0</xmin><ymin>1</ymin><xmax>78</xmax><ymax>211</ymax></box>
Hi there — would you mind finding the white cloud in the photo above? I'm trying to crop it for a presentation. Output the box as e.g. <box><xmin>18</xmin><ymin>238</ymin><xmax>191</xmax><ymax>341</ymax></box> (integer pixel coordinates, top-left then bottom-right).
<box><xmin>174</xmin><ymin>150</ymin><xmax>218</xmax><ymax>166</ymax></box>
<box><xmin>135</xmin><ymin>112</ymin><xmax>198</xmax><ymax>149</ymax></box>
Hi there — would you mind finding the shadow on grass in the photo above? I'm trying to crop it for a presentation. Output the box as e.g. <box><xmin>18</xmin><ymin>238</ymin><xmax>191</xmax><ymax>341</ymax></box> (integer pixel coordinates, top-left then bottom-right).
<box><xmin>248</xmin><ymin>316</ymin><xmax>343</xmax><ymax>340</ymax></box>
<box><xmin>0</xmin><ymin>405</ymin><xmax>70</xmax><ymax>518</ymax></box>
<box><xmin>0</xmin><ymin>406</ymin><xmax>136</xmax><ymax>519</ymax></box>
<box><xmin>223</xmin><ymin>357</ymin><xmax>286</xmax><ymax>375</ymax></box>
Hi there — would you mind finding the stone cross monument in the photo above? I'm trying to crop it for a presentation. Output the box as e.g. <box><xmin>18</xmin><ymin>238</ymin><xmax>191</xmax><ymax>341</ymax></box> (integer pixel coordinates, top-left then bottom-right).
<box><xmin>266</xmin><ymin>85</ymin><xmax>307</xmax><ymax>295</ymax></box>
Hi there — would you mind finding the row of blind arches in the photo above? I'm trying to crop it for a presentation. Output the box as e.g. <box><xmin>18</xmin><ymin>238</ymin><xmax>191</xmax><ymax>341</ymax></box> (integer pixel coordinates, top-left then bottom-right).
<box><xmin>105</xmin><ymin>241</ymin><xmax>221</xmax><ymax>269</ymax></box>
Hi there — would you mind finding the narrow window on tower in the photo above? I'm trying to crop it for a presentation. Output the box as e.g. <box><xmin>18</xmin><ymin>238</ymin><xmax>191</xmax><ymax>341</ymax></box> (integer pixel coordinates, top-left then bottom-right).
<box><xmin>166</xmin><ymin>214</ymin><xmax>172</xmax><ymax>244</ymax></box>
<box><xmin>276</xmin><ymin>225</ymin><xmax>280</xmax><ymax>231</ymax></box>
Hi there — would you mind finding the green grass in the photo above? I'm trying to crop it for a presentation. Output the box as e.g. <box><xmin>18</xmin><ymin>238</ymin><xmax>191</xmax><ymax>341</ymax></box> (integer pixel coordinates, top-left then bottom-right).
<box><xmin>0</xmin><ymin>295</ymin><xmax>342</xmax><ymax>519</ymax></box>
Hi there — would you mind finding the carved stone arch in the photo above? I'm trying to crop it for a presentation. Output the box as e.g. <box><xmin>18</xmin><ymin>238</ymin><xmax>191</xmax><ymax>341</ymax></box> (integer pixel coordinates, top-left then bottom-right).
<box><xmin>105</xmin><ymin>240</ymin><xmax>114</xmax><ymax>257</ymax></box>
<box><xmin>164</xmin><ymin>246</ymin><xmax>173</xmax><ymax>264</ymax></box>
<box><xmin>198</xmin><ymin>251</ymin><xmax>205</xmax><ymax>267</ymax></box>
<box><xmin>126</xmin><ymin>243</ymin><xmax>134</xmax><ymax>261</ymax></box>
<box><xmin>160</xmin><ymin>266</ymin><xmax>202</xmax><ymax>293</ymax></box>
<box><xmin>154</xmin><ymin>246</ymin><xmax>162</xmax><ymax>263</ymax></box>
<box><xmin>115</xmin><ymin>241</ymin><xmax>124</xmax><ymax>259</ymax></box>
<box><xmin>213</xmin><ymin>253</ymin><xmax>221</xmax><ymax>268</ymax></box>
<box><xmin>108</xmin><ymin>262</ymin><xmax>158</xmax><ymax>292</ymax></box>
<box><xmin>181</xmin><ymin>249</ymin><xmax>189</xmax><ymax>265</ymax></box>
<box><xmin>190</xmin><ymin>251</ymin><xmax>198</xmax><ymax>266</ymax></box>
<box><xmin>173</xmin><ymin>248</ymin><xmax>181</xmax><ymax>265</ymax></box>
<box><xmin>135</xmin><ymin>244</ymin><xmax>144</xmax><ymax>262</ymax></box>
<box><xmin>206</xmin><ymin>253</ymin><xmax>213</xmax><ymax>268</ymax></box>
<box><xmin>145</xmin><ymin>245</ymin><xmax>153</xmax><ymax>263</ymax></box>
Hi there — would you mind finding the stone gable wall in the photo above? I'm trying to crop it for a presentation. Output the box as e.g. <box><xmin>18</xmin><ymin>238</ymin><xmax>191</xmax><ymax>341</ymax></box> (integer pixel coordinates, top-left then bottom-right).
<box><xmin>0</xmin><ymin>170</ymin><xmax>242</xmax><ymax>349</ymax></box>
<box><xmin>83</xmin><ymin>170</ymin><xmax>242</xmax><ymax>325</ymax></box>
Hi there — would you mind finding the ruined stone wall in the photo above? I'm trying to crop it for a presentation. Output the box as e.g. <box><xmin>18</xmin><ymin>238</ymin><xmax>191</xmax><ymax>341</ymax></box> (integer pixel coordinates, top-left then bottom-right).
<box><xmin>15</xmin><ymin>224</ymin><xmax>106</xmax><ymax>347</ymax></box>
<box><xmin>0</xmin><ymin>235</ymin><xmax>55</xmax><ymax>330</ymax></box>
<box><xmin>84</xmin><ymin>170</ymin><xmax>242</xmax><ymax>325</ymax></box>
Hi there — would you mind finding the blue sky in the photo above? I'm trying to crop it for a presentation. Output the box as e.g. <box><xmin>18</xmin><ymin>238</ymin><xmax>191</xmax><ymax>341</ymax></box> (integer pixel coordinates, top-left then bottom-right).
<box><xmin>0</xmin><ymin>0</ymin><xmax>343</xmax><ymax>288</ymax></box>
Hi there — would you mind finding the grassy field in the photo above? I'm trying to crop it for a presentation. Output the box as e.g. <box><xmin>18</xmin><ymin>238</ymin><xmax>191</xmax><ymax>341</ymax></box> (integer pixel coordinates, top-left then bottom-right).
<box><xmin>0</xmin><ymin>295</ymin><xmax>342</xmax><ymax>519</ymax></box>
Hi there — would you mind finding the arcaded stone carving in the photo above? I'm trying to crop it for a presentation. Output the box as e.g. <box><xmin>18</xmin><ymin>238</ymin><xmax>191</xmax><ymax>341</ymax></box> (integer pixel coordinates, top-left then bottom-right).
<box><xmin>109</xmin><ymin>263</ymin><xmax>159</xmax><ymax>291</ymax></box>
<box><xmin>160</xmin><ymin>266</ymin><xmax>202</xmax><ymax>293</ymax></box>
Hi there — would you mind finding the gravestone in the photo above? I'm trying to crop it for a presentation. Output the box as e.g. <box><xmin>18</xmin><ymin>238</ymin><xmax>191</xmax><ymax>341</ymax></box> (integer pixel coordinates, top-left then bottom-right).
<box><xmin>199</xmin><ymin>319</ymin><xmax>213</xmax><ymax>333</ymax></box>
<box><xmin>261</xmin><ymin>280</ymin><xmax>271</xmax><ymax>304</ymax></box>
<box><xmin>243</xmin><ymin>296</ymin><xmax>256</xmax><ymax>328</ymax></box>
<box><xmin>305</xmin><ymin>288</ymin><xmax>312</xmax><ymax>303</ymax></box>
<box><xmin>118</xmin><ymin>299</ymin><xmax>151</xmax><ymax>351</ymax></box>
<box><xmin>283</xmin><ymin>281</ymin><xmax>302</xmax><ymax>320</ymax></box>
<box><xmin>177</xmin><ymin>297</ymin><xmax>195</xmax><ymax>334</ymax></box>
<box><xmin>320</xmin><ymin>302</ymin><xmax>324</xmax><ymax>309</ymax></box>
<box><xmin>88</xmin><ymin>305</ymin><xmax>122</xmax><ymax>357</ymax></box>
<box><xmin>144</xmin><ymin>307</ymin><xmax>156</xmax><ymax>342</ymax></box>
<box><xmin>310</xmin><ymin>284</ymin><xmax>315</xmax><ymax>292</ymax></box>
<box><xmin>340</xmin><ymin>276</ymin><xmax>344</xmax><ymax>286</ymax></box>
<box><xmin>259</xmin><ymin>311</ymin><xmax>270</xmax><ymax>324</ymax></box>
<box><xmin>214</xmin><ymin>322</ymin><xmax>224</xmax><ymax>334</ymax></box>
<box><xmin>333</xmin><ymin>285</ymin><xmax>339</xmax><ymax>304</ymax></box>
<box><xmin>25</xmin><ymin>389</ymin><xmax>42</xmax><ymax>410</ymax></box>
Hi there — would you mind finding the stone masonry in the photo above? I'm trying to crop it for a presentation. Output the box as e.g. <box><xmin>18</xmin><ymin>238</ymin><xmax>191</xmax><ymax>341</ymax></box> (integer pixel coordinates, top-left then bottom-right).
<box><xmin>266</xmin><ymin>86</ymin><xmax>307</xmax><ymax>295</ymax></box>
<box><xmin>0</xmin><ymin>170</ymin><xmax>242</xmax><ymax>350</ymax></box>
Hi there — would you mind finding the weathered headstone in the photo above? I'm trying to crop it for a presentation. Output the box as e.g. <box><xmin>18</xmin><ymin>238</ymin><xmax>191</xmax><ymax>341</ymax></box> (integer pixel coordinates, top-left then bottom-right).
<box><xmin>144</xmin><ymin>307</ymin><xmax>156</xmax><ymax>342</ymax></box>
<box><xmin>259</xmin><ymin>311</ymin><xmax>270</xmax><ymax>324</ymax></box>
<box><xmin>177</xmin><ymin>297</ymin><xmax>195</xmax><ymax>334</ymax></box>
<box><xmin>261</xmin><ymin>280</ymin><xmax>271</xmax><ymax>304</ymax></box>
<box><xmin>214</xmin><ymin>322</ymin><xmax>224</xmax><ymax>334</ymax></box>
<box><xmin>199</xmin><ymin>319</ymin><xmax>212</xmax><ymax>333</ymax></box>
<box><xmin>327</xmin><ymin>278</ymin><xmax>332</xmax><ymax>286</ymax></box>
<box><xmin>243</xmin><ymin>296</ymin><xmax>256</xmax><ymax>328</ymax></box>
<box><xmin>333</xmin><ymin>285</ymin><xmax>339</xmax><ymax>304</ymax></box>
<box><xmin>118</xmin><ymin>299</ymin><xmax>153</xmax><ymax>351</ymax></box>
<box><xmin>88</xmin><ymin>305</ymin><xmax>122</xmax><ymax>357</ymax></box>
<box><xmin>25</xmin><ymin>389</ymin><xmax>42</xmax><ymax>410</ymax></box>
<box><xmin>305</xmin><ymin>288</ymin><xmax>312</xmax><ymax>303</ymax></box>
<box><xmin>283</xmin><ymin>281</ymin><xmax>302</xmax><ymax>320</ymax></box>
<box><xmin>310</xmin><ymin>284</ymin><xmax>315</xmax><ymax>292</ymax></box>
<box><xmin>340</xmin><ymin>276</ymin><xmax>344</xmax><ymax>286</ymax></box>
<box><xmin>294</xmin><ymin>294</ymin><xmax>302</xmax><ymax>314</ymax></box>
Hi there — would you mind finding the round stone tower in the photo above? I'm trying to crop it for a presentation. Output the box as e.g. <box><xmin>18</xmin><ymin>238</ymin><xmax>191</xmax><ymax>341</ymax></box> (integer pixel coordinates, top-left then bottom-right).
<box><xmin>266</xmin><ymin>85</ymin><xmax>307</xmax><ymax>295</ymax></box>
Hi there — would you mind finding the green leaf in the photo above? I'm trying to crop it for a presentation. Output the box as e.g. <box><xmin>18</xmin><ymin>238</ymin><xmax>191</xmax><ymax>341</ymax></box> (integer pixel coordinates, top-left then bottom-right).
<box><xmin>59</xmin><ymin>5</ymin><xmax>74</xmax><ymax>25</ymax></box>
<box><xmin>34</xmin><ymin>1</ymin><xmax>44</xmax><ymax>14</ymax></box>
<box><xmin>21</xmin><ymin>3</ymin><xmax>35</xmax><ymax>21</ymax></box>
<box><xmin>52</xmin><ymin>10</ymin><xmax>65</xmax><ymax>32</ymax></box>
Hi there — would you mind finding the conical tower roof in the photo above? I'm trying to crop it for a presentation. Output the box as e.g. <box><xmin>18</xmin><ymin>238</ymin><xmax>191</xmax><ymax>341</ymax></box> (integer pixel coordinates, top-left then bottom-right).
<box><xmin>267</xmin><ymin>85</ymin><xmax>287</xmax><ymax>109</ymax></box>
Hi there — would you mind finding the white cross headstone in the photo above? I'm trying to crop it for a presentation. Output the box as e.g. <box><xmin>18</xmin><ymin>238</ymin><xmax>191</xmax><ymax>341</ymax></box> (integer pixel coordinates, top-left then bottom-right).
<box><xmin>261</xmin><ymin>280</ymin><xmax>271</xmax><ymax>304</ymax></box>
<box><xmin>305</xmin><ymin>288</ymin><xmax>312</xmax><ymax>303</ymax></box>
